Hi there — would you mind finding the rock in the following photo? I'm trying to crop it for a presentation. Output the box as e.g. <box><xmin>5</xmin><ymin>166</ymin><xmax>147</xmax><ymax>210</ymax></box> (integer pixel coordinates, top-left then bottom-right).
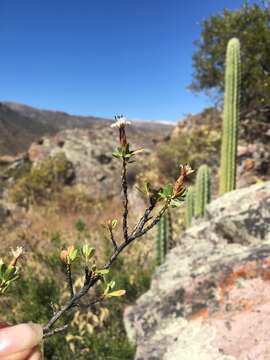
<box><xmin>27</xmin><ymin>124</ymin><xmax>159</xmax><ymax>199</ymax></box>
<box><xmin>28</xmin><ymin>128</ymin><xmax>122</xmax><ymax>199</ymax></box>
<box><xmin>124</xmin><ymin>182</ymin><xmax>270</xmax><ymax>359</ymax></box>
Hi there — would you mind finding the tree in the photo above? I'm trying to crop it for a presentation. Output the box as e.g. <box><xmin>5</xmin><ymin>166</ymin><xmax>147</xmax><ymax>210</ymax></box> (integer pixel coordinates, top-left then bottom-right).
<box><xmin>190</xmin><ymin>1</ymin><xmax>270</xmax><ymax>111</ymax></box>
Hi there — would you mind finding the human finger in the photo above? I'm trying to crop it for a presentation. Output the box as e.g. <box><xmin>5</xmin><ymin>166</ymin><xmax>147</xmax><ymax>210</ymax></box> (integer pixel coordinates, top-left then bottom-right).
<box><xmin>0</xmin><ymin>323</ymin><xmax>43</xmax><ymax>356</ymax></box>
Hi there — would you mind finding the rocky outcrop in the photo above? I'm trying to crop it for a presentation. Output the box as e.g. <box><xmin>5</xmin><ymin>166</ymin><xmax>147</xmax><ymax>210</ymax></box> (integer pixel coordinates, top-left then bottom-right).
<box><xmin>172</xmin><ymin>107</ymin><xmax>270</xmax><ymax>189</ymax></box>
<box><xmin>27</xmin><ymin>127</ymin><xmax>120</xmax><ymax>198</ymax></box>
<box><xmin>27</xmin><ymin>122</ymin><xmax>164</xmax><ymax>199</ymax></box>
<box><xmin>124</xmin><ymin>182</ymin><xmax>270</xmax><ymax>359</ymax></box>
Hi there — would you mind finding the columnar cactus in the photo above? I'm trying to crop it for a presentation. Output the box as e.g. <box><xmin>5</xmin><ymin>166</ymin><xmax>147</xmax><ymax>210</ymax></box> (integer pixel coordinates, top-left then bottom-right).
<box><xmin>185</xmin><ymin>187</ymin><xmax>194</xmax><ymax>227</ymax></box>
<box><xmin>155</xmin><ymin>210</ymin><xmax>172</xmax><ymax>266</ymax></box>
<box><xmin>194</xmin><ymin>164</ymin><xmax>211</xmax><ymax>217</ymax></box>
<box><xmin>219</xmin><ymin>38</ymin><xmax>241</xmax><ymax>195</ymax></box>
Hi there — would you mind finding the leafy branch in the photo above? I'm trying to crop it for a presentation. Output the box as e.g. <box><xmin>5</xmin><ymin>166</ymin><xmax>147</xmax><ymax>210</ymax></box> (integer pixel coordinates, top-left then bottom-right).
<box><xmin>0</xmin><ymin>115</ymin><xmax>193</xmax><ymax>343</ymax></box>
<box><xmin>42</xmin><ymin>115</ymin><xmax>192</xmax><ymax>337</ymax></box>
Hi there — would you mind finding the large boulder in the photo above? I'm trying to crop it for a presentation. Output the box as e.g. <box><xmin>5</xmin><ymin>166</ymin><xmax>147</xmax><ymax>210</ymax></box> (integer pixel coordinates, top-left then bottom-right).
<box><xmin>124</xmin><ymin>182</ymin><xmax>270</xmax><ymax>360</ymax></box>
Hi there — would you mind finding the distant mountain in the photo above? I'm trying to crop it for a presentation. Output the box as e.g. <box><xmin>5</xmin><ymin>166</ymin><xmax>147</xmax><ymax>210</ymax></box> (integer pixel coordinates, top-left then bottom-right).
<box><xmin>0</xmin><ymin>102</ymin><xmax>173</xmax><ymax>156</ymax></box>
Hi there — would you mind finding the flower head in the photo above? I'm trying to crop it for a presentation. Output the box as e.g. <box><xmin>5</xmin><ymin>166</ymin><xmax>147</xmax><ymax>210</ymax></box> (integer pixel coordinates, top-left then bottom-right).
<box><xmin>9</xmin><ymin>246</ymin><xmax>24</xmax><ymax>267</ymax></box>
<box><xmin>180</xmin><ymin>164</ymin><xmax>194</xmax><ymax>177</ymax></box>
<box><xmin>173</xmin><ymin>164</ymin><xmax>194</xmax><ymax>197</ymax></box>
<box><xmin>111</xmin><ymin>115</ymin><xmax>131</xmax><ymax>129</ymax></box>
<box><xmin>111</xmin><ymin>115</ymin><xmax>131</xmax><ymax>151</ymax></box>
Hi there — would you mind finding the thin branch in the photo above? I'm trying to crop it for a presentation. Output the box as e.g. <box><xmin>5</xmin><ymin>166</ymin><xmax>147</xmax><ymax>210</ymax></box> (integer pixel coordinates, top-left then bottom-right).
<box><xmin>103</xmin><ymin>202</ymin><xmax>169</xmax><ymax>270</ymax></box>
<box><xmin>84</xmin><ymin>267</ymin><xmax>91</xmax><ymax>286</ymax></box>
<box><xmin>130</xmin><ymin>203</ymin><xmax>155</xmax><ymax>236</ymax></box>
<box><xmin>130</xmin><ymin>203</ymin><xmax>169</xmax><ymax>241</ymax></box>
<box><xmin>43</xmin><ymin>275</ymin><xmax>100</xmax><ymax>335</ymax></box>
<box><xmin>108</xmin><ymin>226</ymin><xmax>118</xmax><ymax>251</ymax></box>
<box><xmin>66</xmin><ymin>264</ymin><xmax>74</xmax><ymax>299</ymax></box>
<box><xmin>43</xmin><ymin>325</ymin><xmax>69</xmax><ymax>338</ymax></box>
<box><xmin>78</xmin><ymin>296</ymin><xmax>105</xmax><ymax>310</ymax></box>
<box><xmin>121</xmin><ymin>157</ymin><xmax>129</xmax><ymax>242</ymax></box>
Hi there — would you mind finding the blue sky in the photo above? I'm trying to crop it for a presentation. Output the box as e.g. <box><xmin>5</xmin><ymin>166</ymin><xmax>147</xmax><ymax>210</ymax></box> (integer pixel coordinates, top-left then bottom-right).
<box><xmin>0</xmin><ymin>0</ymin><xmax>252</xmax><ymax>121</ymax></box>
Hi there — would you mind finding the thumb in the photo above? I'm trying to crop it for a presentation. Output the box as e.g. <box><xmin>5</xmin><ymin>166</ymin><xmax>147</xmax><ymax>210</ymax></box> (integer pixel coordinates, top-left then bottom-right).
<box><xmin>0</xmin><ymin>323</ymin><xmax>43</xmax><ymax>356</ymax></box>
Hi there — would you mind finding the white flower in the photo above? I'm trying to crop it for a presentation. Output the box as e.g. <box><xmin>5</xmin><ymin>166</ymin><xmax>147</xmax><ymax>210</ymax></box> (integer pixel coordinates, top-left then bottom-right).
<box><xmin>180</xmin><ymin>164</ymin><xmax>195</xmax><ymax>176</ymax></box>
<box><xmin>11</xmin><ymin>246</ymin><xmax>24</xmax><ymax>259</ymax></box>
<box><xmin>111</xmin><ymin>115</ymin><xmax>131</xmax><ymax>128</ymax></box>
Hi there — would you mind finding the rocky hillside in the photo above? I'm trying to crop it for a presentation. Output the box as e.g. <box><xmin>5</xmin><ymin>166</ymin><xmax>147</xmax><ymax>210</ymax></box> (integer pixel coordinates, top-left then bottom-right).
<box><xmin>125</xmin><ymin>181</ymin><xmax>270</xmax><ymax>359</ymax></box>
<box><xmin>0</xmin><ymin>102</ymin><xmax>173</xmax><ymax>156</ymax></box>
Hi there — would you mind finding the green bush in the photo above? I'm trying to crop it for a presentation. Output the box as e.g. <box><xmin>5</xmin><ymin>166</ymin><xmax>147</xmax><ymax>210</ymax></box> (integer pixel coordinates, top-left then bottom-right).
<box><xmin>1</xmin><ymin>232</ymin><xmax>152</xmax><ymax>359</ymax></box>
<box><xmin>155</xmin><ymin>124</ymin><xmax>220</xmax><ymax>183</ymax></box>
<box><xmin>10</xmin><ymin>152</ymin><xmax>74</xmax><ymax>207</ymax></box>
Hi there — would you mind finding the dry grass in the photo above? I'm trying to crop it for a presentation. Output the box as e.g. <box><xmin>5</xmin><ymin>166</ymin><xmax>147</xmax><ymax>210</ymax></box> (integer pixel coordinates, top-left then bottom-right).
<box><xmin>0</xmin><ymin>187</ymin><xmax>156</xmax><ymax>270</ymax></box>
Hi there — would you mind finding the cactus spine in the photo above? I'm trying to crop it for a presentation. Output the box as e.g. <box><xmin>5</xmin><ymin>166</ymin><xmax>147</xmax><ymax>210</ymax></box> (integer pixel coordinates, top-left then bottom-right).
<box><xmin>219</xmin><ymin>38</ymin><xmax>241</xmax><ymax>195</ymax></box>
<box><xmin>156</xmin><ymin>210</ymin><xmax>172</xmax><ymax>266</ymax></box>
<box><xmin>185</xmin><ymin>187</ymin><xmax>194</xmax><ymax>227</ymax></box>
<box><xmin>194</xmin><ymin>164</ymin><xmax>211</xmax><ymax>217</ymax></box>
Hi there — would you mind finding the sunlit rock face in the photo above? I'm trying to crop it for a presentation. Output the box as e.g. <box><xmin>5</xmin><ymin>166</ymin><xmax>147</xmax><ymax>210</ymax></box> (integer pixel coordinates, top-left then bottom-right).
<box><xmin>28</xmin><ymin>127</ymin><xmax>120</xmax><ymax>199</ymax></box>
<box><xmin>124</xmin><ymin>182</ymin><xmax>270</xmax><ymax>360</ymax></box>
<box><xmin>27</xmin><ymin>121</ymin><xmax>172</xmax><ymax>199</ymax></box>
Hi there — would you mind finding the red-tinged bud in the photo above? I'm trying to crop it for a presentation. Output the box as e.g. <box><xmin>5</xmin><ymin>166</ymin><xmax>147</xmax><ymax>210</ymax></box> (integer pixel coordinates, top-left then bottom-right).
<box><xmin>173</xmin><ymin>164</ymin><xmax>194</xmax><ymax>197</ymax></box>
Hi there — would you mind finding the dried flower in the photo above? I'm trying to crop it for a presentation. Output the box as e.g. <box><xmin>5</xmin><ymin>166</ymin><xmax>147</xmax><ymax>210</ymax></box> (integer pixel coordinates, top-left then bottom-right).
<box><xmin>111</xmin><ymin>115</ymin><xmax>131</xmax><ymax>151</ymax></box>
<box><xmin>173</xmin><ymin>164</ymin><xmax>194</xmax><ymax>197</ymax></box>
<box><xmin>9</xmin><ymin>247</ymin><xmax>24</xmax><ymax>267</ymax></box>
<box><xmin>110</xmin><ymin>115</ymin><xmax>131</xmax><ymax>129</ymax></box>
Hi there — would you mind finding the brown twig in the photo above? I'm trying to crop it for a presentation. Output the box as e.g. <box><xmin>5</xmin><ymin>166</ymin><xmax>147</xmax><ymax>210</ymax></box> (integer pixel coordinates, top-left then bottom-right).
<box><xmin>43</xmin><ymin>275</ymin><xmax>100</xmax><ymax>335</ymax></box>
<box><xmin>66</xmin><ymin>264</ymin><xmax>74</xmax><ymax>299</ymax></box>
<box><xmin>121</xmin><ymin>157</ymin><xmax>129</xmax><ymax>242</ymax></box>
<box><xmin>43</xmin><ymin>325</ymin><xmax>69</xmax><ymax>338</ymax></box>
<box><xmin>130</xmin><ymin>203</ymin><xmax>155</xmax><ymax>236</ymax></box>
<box><xmin>108</xmin><ymin>225</ymin><xmax>118</xmax><ymax>251</ymax></box>
<box><xmin>103</xmin><ymin>202</ymin><xmax>169</xmax><ymax>269</ymax></box>
<box><xmin>129</xmin><ymin>202</ymin><xmax>169</xmax><ymax>241</ymax></box>
<box><xmin>78</xmin><ymin>296</ymin><xmax>105</xmax><ymax>310</ymax></box>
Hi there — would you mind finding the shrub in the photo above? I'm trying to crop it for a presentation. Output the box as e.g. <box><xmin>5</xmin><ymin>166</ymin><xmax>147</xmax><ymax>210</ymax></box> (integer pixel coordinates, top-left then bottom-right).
<box><xmin>154</xmin><ymin>125</ymin><xmax>220</xmax><ymax>183</ymax></box>
<box><xmin>10</xmin><ymin>152</ymin><xmax>74</xmax><ymax>207</ymax></box>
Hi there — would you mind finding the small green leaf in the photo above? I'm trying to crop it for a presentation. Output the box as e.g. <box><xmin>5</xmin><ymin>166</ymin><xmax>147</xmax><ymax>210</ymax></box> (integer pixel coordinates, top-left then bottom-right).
<box><xmin>82</xmin><ymin>245</ymin><xmax>95</xmax><ymax>261</ymax></box>
<box><xmin>108</xmin><ymin>280</ymin><xmax>115</xmax><ymax>290</ymax></box>
<box><xmin>111</xmin><ymin>219</ymin><xmax>118</xmax><ymax>228</ymax></box>
<box><xmin>163</xmin><ymin>184</ymin><xmax>173</xmax><ymax>197</ymax></box>
<box><xmin>68</xmin><ymin>248</ymin><xmax>78</xmax><ymax>262</ymax></box>
<box><xmin>0</xmin><ymin>261</ymin><xmax>7</xmax><ymax>279</ymax></box>
<box><xmin>112</xmin><ymin>153</ymin><xmax>121</xmax><ymax>159</ymax></box>
<box><xmin>96</xmin><ymin>269</ymin><xmax>110</xmax><ymax>275</ymax></box>
<box><xmin>106</xmin><ymin>290</ymin><xmax>126</xmax><ymax>298</ymax></box>
<box><xmin>4</xmin><ymin>266</ymin><xmax>17</xmax><ymax>281</ymax></box>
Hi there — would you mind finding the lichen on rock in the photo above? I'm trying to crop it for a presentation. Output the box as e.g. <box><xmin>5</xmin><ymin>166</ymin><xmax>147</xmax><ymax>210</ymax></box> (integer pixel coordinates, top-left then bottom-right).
<box><xmin>124</xmin><ymin>182</ymin><xmax>270</xmax><ymax>359</ymax></box>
